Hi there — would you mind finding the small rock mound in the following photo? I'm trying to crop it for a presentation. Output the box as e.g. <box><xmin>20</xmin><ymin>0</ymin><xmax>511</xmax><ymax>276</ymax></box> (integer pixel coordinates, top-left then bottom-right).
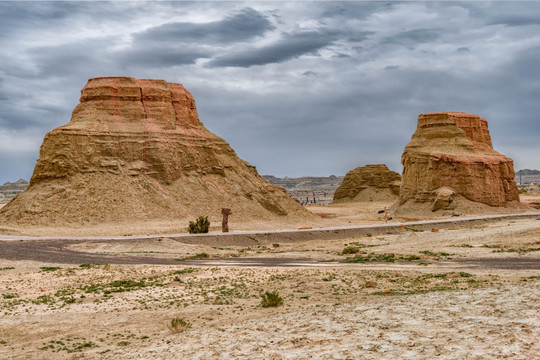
<box><xmin>0</xmin><ymin>77</ymin><xmax>314</xmax><ymax>231</ymax></box>
<box><xmin>395</xmin><ymin>112</ymin><xmax>528</xmax><ymax>218</ymax></box>
<box><xmin>332</xmin><ymin>164</ymin><xmax>401</xmax><ymax>203</ymax></box>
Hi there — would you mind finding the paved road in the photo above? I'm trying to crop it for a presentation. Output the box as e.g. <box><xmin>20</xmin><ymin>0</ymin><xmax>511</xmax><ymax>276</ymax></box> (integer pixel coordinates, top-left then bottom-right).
<box><xmin>0</xmin><ymin>213</ymin><xmax>538</xmax><ymax>269</ymax></box>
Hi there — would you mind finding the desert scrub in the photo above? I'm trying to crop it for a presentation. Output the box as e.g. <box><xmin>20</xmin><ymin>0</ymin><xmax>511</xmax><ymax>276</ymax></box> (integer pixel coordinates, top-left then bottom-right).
<box><xmin>260</xmin><ymin>290</ymin><xmax>283</xmax><ymax>308</ymax></box>
<box><xmin>419</xmin><ymin>250</ymin><xmax>455</xmax><ymax>259</ymax></box>
<box><xmin>188</xmin><ymin>216</ymin><xmax>210</xmax><ymax>234</ymax></box>
<box><xmin>40</xmin><ymin>266</ymin><xmax>61</xmax><ymax>272</ymax></box>
<box><xmin>347</xmin><ymin>253</ymin><xmax>421</xmax><ymax>263</ymax></box>
<box><xmin>168</xmin><ymin>317</ymin><xmax>192</xmax><ymax>333</ymax></box>
<box><xmin>80</xmin><ymin>278</ymin><xmax>160</xmax><ymax>294</ymax></box>
<box><xmin>2</xmin><ymin>293</ymin><xmax>18</xmax><ymax>299</ymax></box>
<box><xmin>341</xmin><ymin>246</ymin><xmax>360</xmax><ymax>255</ymax></box>
<box><xmin>188</xmin><ymin>253</ymin><xmax>209</xmax><ymax>260</ymax></box>
<box><xmin>492</xmin><ymin>247</ymin><xmax>540</xmax><ymax>254</ymax></box>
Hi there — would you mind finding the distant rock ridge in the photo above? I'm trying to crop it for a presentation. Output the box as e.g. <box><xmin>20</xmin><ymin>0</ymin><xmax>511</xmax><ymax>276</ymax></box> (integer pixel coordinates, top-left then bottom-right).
<box><xmin>395</xmin><ymin>112</ymin><xmax>526</xmax><ymax>217</ymax></box>
<box><xmin>332</xmin><ymin>164</ymin><xmax>401</xmax><ymax>203</ymax></box>
<box><xmin>262</xmin><ymin>175</ymin><xmax>344</xmax><ymax>191</ymax></box>
<box><xmin>517</xmin><ymin>169</ymin><xmax>540</xmax><ymax>176</ymax></box>
<box><xmin>0</xmin><ymin>179</ymin><xmax>29</xmax><ymax>204</ymax></box>
<box><xmin>0</xmin><ymin>77</ymin><xmax>314</xmax><ymax>227</ymax></box>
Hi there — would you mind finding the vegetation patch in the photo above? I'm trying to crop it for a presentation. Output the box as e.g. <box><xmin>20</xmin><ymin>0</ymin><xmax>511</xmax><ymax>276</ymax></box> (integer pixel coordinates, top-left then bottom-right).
<box><xmin>40</xmin><ymin>266</ymin><xmax>61</xmax><ymax>272</ymax></box>
<box><xmin>188</xmin><ymin>216</ymin><xmax>210</xmax><ymax>234</ymax></box>
<box><xmin>419</xmin><ymin>250</ymin><xmax>455</xmax><ymax>259</ymax></box>
<box><xmin>260</xmin><ymin>290</ymin><xmax>283</xmax><ymax>308</ymax></box>
<box><xmin>167</xmin><ymin>317</ymin><xmax>192</xmax><ymax>333</ymax></box>
<box><xmin>39</xmin><ymin>339</ymin><xmax>96</xmax><ymax>353</ymax></box>
<box><xmin>81</xmin><ymin>279</ymin><xmax>151</xmax><ymax>294</ymax></box>
<box><xmin>347</xmin><ymin>253</ymin><xmax>421</xmax><ymax>263</ymax></box>
<box><xmin>492</xmin><ymin>247</ymin><xmax>540</xmax><ymax>254</ymax></box>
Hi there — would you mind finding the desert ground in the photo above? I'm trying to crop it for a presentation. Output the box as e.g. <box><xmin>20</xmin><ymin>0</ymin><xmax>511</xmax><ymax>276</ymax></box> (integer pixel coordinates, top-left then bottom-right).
<box><xmin>0</xmin><ymin>212</ymin><xmax>539</xmax><ymax>359</ymax></box>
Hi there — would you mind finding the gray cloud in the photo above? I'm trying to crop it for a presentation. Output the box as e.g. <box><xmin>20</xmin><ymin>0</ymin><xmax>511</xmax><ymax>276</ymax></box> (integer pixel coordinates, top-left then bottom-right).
<box><xmin>116</xmin><ymin>45</ymin><xmax>212</xmax><ymax>68</ymax></box>
<box><xmin>382</xmin><ymin>28</ymin><xmax>442</xmax><ymax>46</ymax></box>
<box><xmin>489</xmin><ymin>15</ymin><xmax>540</xmax><ymax>27</ymax></box>
<box><xmin>134</xmin><ymin>7</ymin><xmax>274</xmax><ymax>44</ymax></box>
<box><xmin>207</xmin><ymin>30</ymin><xmax>339</xmax><ymax>67</ymax></box>
<box><xmin>0</xmin><ymin>1</ymin><xmax>540</xmax><ymax>183</ymax></box>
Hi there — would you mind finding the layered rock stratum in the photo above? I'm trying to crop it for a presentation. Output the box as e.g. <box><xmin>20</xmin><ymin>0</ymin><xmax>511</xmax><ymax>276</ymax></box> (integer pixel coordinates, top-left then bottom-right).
<box><xmin>396</xmin><ymin>112</ymin><xmax>526</xmax><ymax>217</ymax></box>
<box><xmin>332</xmin><ymin>164</ymin><xmax>401</xmax><ymax>203</ymax></box>
<box><xmin>0</xmin><ymin>77</ymin><xmax>313</xmax><ymax>229</ymax></box>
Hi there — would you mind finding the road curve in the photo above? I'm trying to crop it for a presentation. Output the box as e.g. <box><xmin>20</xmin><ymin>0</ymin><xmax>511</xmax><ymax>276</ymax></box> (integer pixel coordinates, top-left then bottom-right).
<box><xmin>0</xmin><ymin>213</ymin><xmax>538</xmax><ymax>269</ymax></box>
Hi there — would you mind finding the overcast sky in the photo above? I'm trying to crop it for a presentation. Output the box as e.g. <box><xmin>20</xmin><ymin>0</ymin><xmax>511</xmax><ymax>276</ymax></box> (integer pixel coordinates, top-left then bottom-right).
<box><xmin>1</xmin><ymin>1</ymin><xmax>539</xmax><ymax>184</ymax></box>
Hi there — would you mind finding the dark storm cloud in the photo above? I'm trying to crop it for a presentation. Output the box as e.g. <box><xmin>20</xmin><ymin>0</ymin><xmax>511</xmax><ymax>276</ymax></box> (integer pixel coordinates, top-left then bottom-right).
<box><xmin>134</xmin><ymin>7</ymin><xmax>274</xmax><ymax>44</ymax></box>
<box><xmin>207</xmin><ymin>30</ymin><xmax>339</xmax><ymax>67</ymax></box>
<box><xmin>382</xmin><ymin>28</ymin><xmax>442</xmax><ymax>46</ymax></box>
<box><xmin>116</xmin><ymin>46</ymin><xmax>212</xmax><ymax>68</ymax></box>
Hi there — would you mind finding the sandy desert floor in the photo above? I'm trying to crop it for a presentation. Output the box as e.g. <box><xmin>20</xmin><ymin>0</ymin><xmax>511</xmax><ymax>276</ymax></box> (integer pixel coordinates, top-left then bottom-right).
<box><xmin>0</xmin><ymin>217</ymin><xmax>538</xmax><ymax>359</ymax></box>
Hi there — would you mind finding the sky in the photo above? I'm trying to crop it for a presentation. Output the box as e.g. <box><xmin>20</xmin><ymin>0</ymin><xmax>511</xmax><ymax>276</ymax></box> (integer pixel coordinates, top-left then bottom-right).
<box><xmin>0</xmin><ymin>1</ymin><xmax>539</xmax><ymax>184</ymax></box>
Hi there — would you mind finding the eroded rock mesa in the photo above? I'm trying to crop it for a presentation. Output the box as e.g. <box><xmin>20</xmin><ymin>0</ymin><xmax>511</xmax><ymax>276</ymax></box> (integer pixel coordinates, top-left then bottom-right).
<box><xmin>0</xmin><ymin>77</ymin><xmax>313</xmax><ymax>227</ymax></box>
<box><xmin>333</xmin><ymin>164</ymin><xmax>401</xmax><ymax>203</ymax></box>
<box><xmin>396</xmin><ymin>112</ymin><xmax>524</xmax><ymax>217</ymax></box>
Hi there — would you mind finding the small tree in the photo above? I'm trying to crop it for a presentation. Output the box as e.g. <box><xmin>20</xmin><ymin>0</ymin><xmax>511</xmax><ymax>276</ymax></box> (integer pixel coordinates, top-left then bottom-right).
<box><xmin>188</xmin><ymin>216</ymin><xmax>210</xmax><ymax>234</ymax></box>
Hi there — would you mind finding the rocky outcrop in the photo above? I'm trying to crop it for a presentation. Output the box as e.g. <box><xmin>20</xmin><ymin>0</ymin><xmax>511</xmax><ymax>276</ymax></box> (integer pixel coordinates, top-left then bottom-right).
<box><xmin>396</xmin><ymin>112</ymin><xmax>525</xmax><ymax>217</ymax></box>
<box><xmin>332</xmin><ymin>164</ymin><xmax>401</xmax><ymax>203</ymax></box>
<box><xmin>0</xmin><ymin>77</ymin><xmax>314</xmax><ymax>228</ymax></box>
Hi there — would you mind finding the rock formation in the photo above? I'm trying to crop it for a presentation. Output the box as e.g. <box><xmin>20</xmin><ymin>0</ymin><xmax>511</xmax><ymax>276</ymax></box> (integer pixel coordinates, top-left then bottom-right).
<box><xmin>0</xmin><ymin>77</ymin><xmax>314</xmax><ymax>229</ymax></box>
<box><xmin>332</xmin><ymin>164</ymin><xmax>401</xmax><ymax>203</ymax></box>
<box><xmin>396</xmin><ymin>112</ymin><xmax>525</xmax><ymax>217</ymax></box>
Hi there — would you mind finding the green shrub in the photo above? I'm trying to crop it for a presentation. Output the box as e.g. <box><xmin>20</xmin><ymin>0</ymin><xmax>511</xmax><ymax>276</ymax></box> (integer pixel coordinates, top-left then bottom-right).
<box><xmin>188</xmin><ymin>216</ymin><xmax>210</xmax><ymax>234</ymax></box>
<box><xmin>40</xmin><ymin>266</ymin><xmax>61</xmax><ymax>272</ymax></box>
<box><xmin>260</xmin><ymin>290</ymin><xmax>283</xmax><ymax>308</ymax></box>
<box><xmin>187</xmin><ymin>253</ymin><xmax>209</xmax><ymax>260</ymax></box>
<box><xmin>341</xmin><ymin>246</ymin><xmax>360</xmax><ymax>255</ymax></box>
<box><xmin>168</xmin><ymin>317</ymin><xmax>192</xmax><ymax>333</ymax></box>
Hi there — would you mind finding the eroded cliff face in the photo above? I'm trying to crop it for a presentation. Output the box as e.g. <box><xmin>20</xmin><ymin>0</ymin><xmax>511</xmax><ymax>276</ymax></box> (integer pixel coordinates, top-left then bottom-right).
<box><xmin>0</xmin><ymin>77</ymin><xmax>313</xmax><ymax>227</ymax></box>
<box><xmin>396</xmin><ymin>112</ymin><xmax>522</xmax><ymax>217</ymax></box>
<box><xmin>333</xmin><ymin>164</ymin><xmax>401</xmax><ymax>203</ymax></box>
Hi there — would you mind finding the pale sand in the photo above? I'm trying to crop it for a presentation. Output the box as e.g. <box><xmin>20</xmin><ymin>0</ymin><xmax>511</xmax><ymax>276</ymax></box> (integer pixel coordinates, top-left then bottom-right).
<box><xmin>106</xmin><ymin>283</ymin><xmax>539</xmax><ymax>360</ymax></box>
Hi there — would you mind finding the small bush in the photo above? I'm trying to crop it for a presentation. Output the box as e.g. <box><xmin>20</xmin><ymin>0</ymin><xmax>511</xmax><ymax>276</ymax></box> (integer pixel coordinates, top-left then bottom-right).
<box><xmin>187</xmin><ymin>253</ymin><xmax>209</xmax><ymax>260</ymax></box>
<box><xmin>260</xmin><ymin>290</ymin><xmax>283</xmax><ymax>308</ymax></box>
<box><xmin>341</xmin><ymin>246</ymin><xmax>360</xmax><ymax>255</ymax></box>
<box><xmin>188</xmin><ymin>216</ymin><xmax>210</xmax><ymax>234</ymax></box>
<box><xmin>168</xmin><ymin>317</ymin><xmax>192</xmax><ymax>333</ymax></box>
<box><xmin>40</xmin><ymin>266</ymin><xmax>61</xmax><ymax>272</ymax></box>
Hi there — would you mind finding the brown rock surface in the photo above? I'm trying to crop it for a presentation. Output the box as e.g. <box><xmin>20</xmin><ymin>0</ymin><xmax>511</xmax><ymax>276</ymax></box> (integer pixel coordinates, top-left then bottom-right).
<box><xmin>0</xmin><ymin>77</ymin><xmax>314</xmax><ymax>230</ymax></box>
<box><xmin>332</xmin><ymin>164</ymin><xmax>401</xmax><ymax>203</ymax></box>
<box><xmin>396</xmin><ymin>112</ymin><xmax>526</xmax><ymax>217</ymax></box>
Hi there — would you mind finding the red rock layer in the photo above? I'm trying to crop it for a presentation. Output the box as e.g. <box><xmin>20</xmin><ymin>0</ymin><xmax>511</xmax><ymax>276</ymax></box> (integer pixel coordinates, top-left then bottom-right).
<box><xmin>399</xmin><ymin>112</ymin><xmax>520</xmax><ymax>210</ymax></box>
<box><xmin>0</xmin><ymin>77</ymin><xmax>313</xmax><ymax>227</ymax></box>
